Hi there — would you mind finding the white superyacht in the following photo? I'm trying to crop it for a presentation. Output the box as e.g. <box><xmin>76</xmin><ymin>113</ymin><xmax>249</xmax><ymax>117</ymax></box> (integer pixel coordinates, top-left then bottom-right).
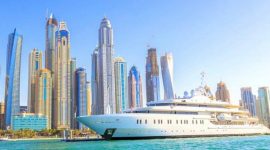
<box><xmin>77</xmin><ymin>86</ymin><xmax>270</xmax><ymax>140</ymax></box>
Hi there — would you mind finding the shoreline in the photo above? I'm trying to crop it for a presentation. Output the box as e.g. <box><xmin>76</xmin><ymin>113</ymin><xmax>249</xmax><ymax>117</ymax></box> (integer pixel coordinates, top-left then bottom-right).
<box><xmin>0</xmin><ymin>136</ymin><xmax>100</xmax><ymax>141</ymax></box>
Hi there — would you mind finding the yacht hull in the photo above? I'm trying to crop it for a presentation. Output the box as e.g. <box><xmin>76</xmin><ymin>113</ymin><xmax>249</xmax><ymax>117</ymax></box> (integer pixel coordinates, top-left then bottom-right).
<box><xmin>77</xmin><ymin>114</ymin><xmax>270</xmax><ymax>140</ymax></box>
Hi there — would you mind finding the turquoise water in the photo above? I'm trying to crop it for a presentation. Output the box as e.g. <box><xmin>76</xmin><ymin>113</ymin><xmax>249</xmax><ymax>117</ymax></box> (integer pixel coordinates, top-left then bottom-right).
<box><xmin>0</xmin><ymin>135</ymin><xmax>270</xmax><ymax>150</ymax></box>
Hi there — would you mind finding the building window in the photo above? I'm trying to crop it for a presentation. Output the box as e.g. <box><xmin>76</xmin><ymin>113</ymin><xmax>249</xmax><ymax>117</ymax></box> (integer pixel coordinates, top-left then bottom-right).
<box><xmin>154</xmin><ymin>120</ymin><xmax>156</xmax><ymax>124</ymax></box>
<box><xmin>145</xmin><ymin>120</ymin><xmax>147</xmax><ymax>124</ymax></box>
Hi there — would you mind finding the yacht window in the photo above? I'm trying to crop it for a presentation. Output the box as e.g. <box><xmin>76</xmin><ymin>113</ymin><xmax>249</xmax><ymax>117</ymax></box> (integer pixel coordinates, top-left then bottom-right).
<box><xmin>181</xmin><ymin>120</ymin><xmax>183</xmax><ymax>124</ymax></box>
<box><xmin>196</xmin><ymin>120</ymin><xmax>198</xmax><ymax>124</ymax></box>
<box><xmin>137</xmin><ymin>120</ymin><xmax>139</xmax><ymax>124</ymax></box>
<box><xmin>170</xmin><ymin>120</ymin><xmax>172</xmax><ymax>124</ymax></box>
<box><xmin>145</xmin><ymin>120</ymin><xmax>147</xmax><ymax>124</ymax></box>
<box><xmin>176</xmin><ymin>120</ymin><xmax>178</xmax><ymax>124</ymax></box>
<box><xmin>167</xmin><ymin>120</ymin><xmax>169</xmax><ymax>124</ymax></box>
<box><xmin>161</xmin><ymin>120</ymin><xmax>163</xmax><ymax>124</ymax></box>
<box><xmin>192</xmin><ymin>120</ymin><xmax>194</xmax><ymax>124</ymax></box>
<box><xmin>154</xmin><ymin>120</ymin><xmax>156</xmax><ymax>124</ymax></box>
<box><xmin>158</xmin><ymin>120</ymin><xmax>160</xmax><ymax>124</ymax></box>
<box><xmin>140</xmin><ymin>120</ymin><xmax>142</xmax><ymax>124</ymax></box>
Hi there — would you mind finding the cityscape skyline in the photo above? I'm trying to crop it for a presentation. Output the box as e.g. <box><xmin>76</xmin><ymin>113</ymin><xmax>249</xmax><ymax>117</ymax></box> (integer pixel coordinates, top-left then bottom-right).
<box><xmin>2</xmin><ymin>1</ymin><xmax>270</xmax><ymax>106</ymax></box>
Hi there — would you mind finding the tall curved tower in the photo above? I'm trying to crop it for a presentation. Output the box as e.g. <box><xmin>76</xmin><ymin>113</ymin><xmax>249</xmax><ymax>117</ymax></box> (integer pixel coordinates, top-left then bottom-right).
<box><xmin>160</xmin><ymin>52</ymin><xmax>174</xmax><ymax>99</ymax></box>
<box><xmin>5</xmin><ymin>29</ymin><xmax>22</xmax><ymax>129</ymax></box>
<box><xmin>97</xmin><ymin>17</ymin><xmax>115</xmax><ymax>114</ymax></box>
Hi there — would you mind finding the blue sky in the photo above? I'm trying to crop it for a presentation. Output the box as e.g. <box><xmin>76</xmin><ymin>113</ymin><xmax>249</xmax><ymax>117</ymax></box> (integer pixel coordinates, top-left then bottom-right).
<box><xmin>1</xmin><ymin>0</ymin><xmax>270</xmax><ymax>105</ymax></box>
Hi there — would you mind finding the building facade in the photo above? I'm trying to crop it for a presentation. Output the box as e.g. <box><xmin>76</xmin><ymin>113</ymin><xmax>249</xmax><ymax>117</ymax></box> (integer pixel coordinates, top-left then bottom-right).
<box><xmin>35</xmin><ymin>69</ymin><xmax>52</xmax><ymax>129</ymax></box>
<box><xmin>0</xmin><ymin>101</ymin><xmax>4</xmax><ymax>129</ymax></box>
<box><xmin>146</xmin><ymin>48</ymin><xmax>160</xmax><ymax>103</ymax></box>
<box><xmin>28</xmin><ymin>49</ymin><xmax>42</xmax><ymax>113</ymax></box>
<box><xmin>215</xmin><ymin>81</ymin><xmax>230</xmax><ymax>102</ymax></box>
<box><xmin>54</xmin><ymin>21</ymin><xmax>71</xmax><ymax>129</ymax></box>
<box><xmin>128</xmin><ymin>66</ymin><xmax>143</xmax><ymax>108</ymax></box>
<box><xmin>91</xmin><ymin>48</ymin><xmax>99</xmax><ymax>115</ymax></box>
<box><xmin>258</xmin><ymin>87</ymin><xmax>270</xmax><ymax>128</ymax></box>
<box><xmin>70</xmin><ymin>58</ymin><xmax>77</xmax><ymax>129</ymax></box>
<box><xmin>45</xmin><ymin>13</ymin><xmax>58</xmax><ymax>129</ymax></box>
<box><xmin>241</xmin><ymin>87</ymin><xmax>256</xmax><ymax>117</ymax></box>
<box><xmin>12</xmin><ymin>113</ymin><xmax>47</xmax><ymax>131</ymax></box>
<box><xmin>75</xmin><ymin>68</ymin><xmax>88</xmax><ymax>129</ymax></box>
<box><xmin>114</xmin><ymin>57</ymin><xmax>128</xmax><ymax>113</ymax></box>
<box><xmin>96</xmin><ymin>17</ymin><xmax>115</xmax><ymax>114</ymax></box>
<box><xmin>160</xmin><ymin>52</ymin><xmax>174</xmax><ymax>100</ymax></box>
<box><xmin>4</xmin><ymin>29</ymin><xmax>23</xmax><ymax>129</ymax></box>
<box><xmin>86</xmin><ymin>81</ymin><xmax>91</xmax><ymax>116</ymax></box>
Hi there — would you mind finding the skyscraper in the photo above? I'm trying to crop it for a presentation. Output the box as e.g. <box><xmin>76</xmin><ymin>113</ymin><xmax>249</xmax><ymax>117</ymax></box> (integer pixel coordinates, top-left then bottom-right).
<box><xmin>160</xmin><ymin>52</ymin><xmax>174</xmax><ymax>100</ymax></box>
<box><xmin>258</xmin><ymin>87</ymin><xmax>270</xmax><ymax>128</ymax></box>
<box><xmin>45</xmin><ymin>13</ymin><xmax>58</xmax><ymax>129</ymax></box>
<box><xmin>146</xmin><ymin>48</ymin><xmax>160</xmax><ymax>103</ymax></box>
<box><xmin>91</xmin><ymin>48</ymin><xmax>99</xmax><ymax>115</ymax></box>
<box><xmin>241</xmin><ymin>87</ymin><xmax>256</xmax><ymax>117</ymax></box>
<box><xmin>4</xmin><ymin>29</ymin><xmax>23</xmax><ymax>129</ymax></box>
<box><xmin>96</xmin><ymin>17</ymin><xmax>115</xmax><ymax>114</ymax></box>
<box><xmin>0</xmin><ymin>101</ymin><xmax>4</xmax><ymax>129</ymax></box>
<box><xmin>70</xmin><ymin>58</ymin><xmax>76</xmax><ymax>129</ymax></box>
<box><xmin>35</xmin><ymin>69</ymin><xmax>52</xmax><ymax>129</ymax></box>
<box><xmin>45</xmin><ymin>13</ymin><xmax>58</xmax><ymax>73</ymax></box>
<box><xmin>86</xmin><ymin>81</ymin><xmax>91</xmax><ymax>116</ymax></box>
<box><xmin>128</xmin><ymin>66</ymin><xmax>143</xmax><ymax>108</ymax></box>
<box><xmin>28</xmin><ymin>49</ymin><xmax>42</xmax><ymax>113</ymax></box>
<box><xmin>215</xmin><ymin>81</ymin><xmax>230</xmax><ymax>102</ymax></box>
<box><xmin>54</xmin><ymin>21</ymin><xmax>71</xmax><ymax>129</ymax></box>
<box><xmin>75</xmin><ymin>68</ymin><xmax>87</xmax><ymax>129</ymax></box>
<box><xmin>114</xmin><ymin>57</ymin><xmax>128</xmax><ymax>113</ymax></box>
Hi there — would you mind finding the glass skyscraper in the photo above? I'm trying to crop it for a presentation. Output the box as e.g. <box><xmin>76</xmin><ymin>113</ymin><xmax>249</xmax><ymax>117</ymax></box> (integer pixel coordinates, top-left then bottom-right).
<box><xmin>45</xmin><ymin>13</ymin><xmax>58</xmax><ymax>73</ymax></box>
<box><xmin>4</xmin><ymin>29</ymin><xmax>23</xmax><ymax>129</ymax></box>
<box><xmin>258</xmin><ymin>87</ymin><xmax>270</xmax><ymax>128</ymax></box>
<box><xmin>128</xmin><ymin>66</ymin><xmax>143</xmax><ymax>108</ymax></box>
<box><xmin>75</xmin><ymin>68</ymin><xmax>87</xmax><ymax>129</ymax></box>
<box><xmin>28</xmin><ymin>49</ymin><xmax>42</xmax><ymax>113</ymax></box>
<box><xmin>160</xmin><ymin>53</ymin><xmax>174</xmax><ymax>100</ymax></box>
<box><xmin>45</xmin><ymin>13</ymin><xmax>58</xmax><ymax>129</ymax></box>
<box><xmin>54</xmin><ymin>21</ymin><xmax>71</xmax><ymax>129</ymax></box>
<box><xmin>146</xmin><ymin>48</ymin><xmax>160</xmax><ymax>103</ymax></box>
<box><xmin>241</xmin><ymin>87</ymin><xmax>256</xmax><ymax>117</ymax></box>
<box><xmin>114</xmin><ymin>57</ymin><xmax>128</xmax><ymax>113</ymax></box>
